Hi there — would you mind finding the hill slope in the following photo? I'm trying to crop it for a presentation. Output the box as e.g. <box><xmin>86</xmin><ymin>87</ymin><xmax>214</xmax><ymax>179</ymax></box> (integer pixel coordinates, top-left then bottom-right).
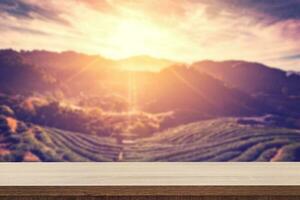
<box><xmin>1</xmin><ymin>115</ymin><xmax>300</xmax><ymax>162</ymax></box>
<box><xmin>1</xmin><ymin>49</ymin><xmax>300</xmax><ymax>162</ymax></box>
<box><xmin>192</xmin><ymin>60</ymin><xmax>300</xmax><ymax>96</ymax></box>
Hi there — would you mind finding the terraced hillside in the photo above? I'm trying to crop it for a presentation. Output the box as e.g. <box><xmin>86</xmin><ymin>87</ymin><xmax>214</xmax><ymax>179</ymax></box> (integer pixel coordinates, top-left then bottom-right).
<box><xmin>126</xmin><ymin>118</ymin><xmax>300</xmax><ymax>162</ymax></box>
<box><xmin>1</xmin><ymin>117</ymin><xmax>300</xmax><ymax>162</ymax></box>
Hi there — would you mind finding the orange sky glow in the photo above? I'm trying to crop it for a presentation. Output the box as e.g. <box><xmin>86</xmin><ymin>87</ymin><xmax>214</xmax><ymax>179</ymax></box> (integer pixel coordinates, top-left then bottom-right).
<box><xmin>1</xmin><ymin>0</ymin><xmax>300</xmax><ymax>70</ymax></box>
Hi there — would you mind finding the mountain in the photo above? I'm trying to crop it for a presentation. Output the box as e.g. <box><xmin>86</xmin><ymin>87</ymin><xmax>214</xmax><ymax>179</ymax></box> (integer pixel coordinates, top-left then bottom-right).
<box><xmin>0</xmin><ymin>50</ymin><xmax>263</xmax><ymax>119</ymax></box>
<box><xmin>0</xmin><ymin>50</ymin><xmax>56</xmax><ymax>94</ymax></box>
<box><xmin>20</xmin><ymin>50</ymin><xmax>118</xmax><ymax>84</ymax></box>
<box><xmin>21</xmin><ymin>50</ymin><xmax>116</xmax><ymax>71</ymax></box>
<box><xmin>117</xmin><ymin>55</ymin><xmax>175</xmax><ymax>72</ymax></box>
<box><xmin>1</xmin><ymin>49</ymin><xmax>300</xmax><ymax>162</ymax></box>
<box><xmin>192</xmin><ymin>60</ymin><xmax>300</xmax><ymax>96</ymax></box>
<box><xmin>192</xmin><ymin>60</ymin><xmax>300</xmax><ymax>119</ymax></box>
<box><xmin>11</xmin><ymin>50</ymin><xmax>122</xmax><ymax>97</ymax></box>
<box><xmin>135</xmin><ymin>65</ymin><xmax>265</xmax><ymax>121</ymax></box>
<box><xmin>0</xmin><ymin>49</ymin><xmax>297</xmax><ymax>122</ymax></box>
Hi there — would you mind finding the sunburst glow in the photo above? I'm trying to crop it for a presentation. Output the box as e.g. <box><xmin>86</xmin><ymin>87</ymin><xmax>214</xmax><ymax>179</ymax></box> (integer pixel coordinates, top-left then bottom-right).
<box><xmin>0</xmin><ymin>0</ymin><xmax>300</xmax><ymax>162</ymax></box>
<box><xmin>1</xmin><ymin>0</ymin><xmax>300</xmax><ymax>70</ymax></box>
<box><xmin>106</xmin><ymin>19</ymin><xmax>167</xmax><ymax>59</ymax></box>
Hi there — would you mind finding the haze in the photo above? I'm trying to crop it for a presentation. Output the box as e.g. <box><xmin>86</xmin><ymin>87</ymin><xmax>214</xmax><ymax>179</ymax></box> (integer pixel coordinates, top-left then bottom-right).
<box><xmin>0</xmin><ymin>0</ymin><xmax>300</xmax><ymax>71</ymax></box>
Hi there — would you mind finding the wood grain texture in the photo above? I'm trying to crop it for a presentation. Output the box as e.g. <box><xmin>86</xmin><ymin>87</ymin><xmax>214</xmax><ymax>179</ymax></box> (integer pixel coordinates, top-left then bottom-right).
<box><xmin>1</xmin><ymin>197</ymin><xmax>300</xmax><ymax>200</ymax></box>
<box><xmin>1</xmin><ymin>186</ymin><xmax>300</xmax><ymax>196</ymax></box>
<box><xmin>1</xmin><ymin>163</ymin><xmax>300</xmax><ymax>199</ymax></box>
<box><xmin>1</xmin><ymin>163</ymin><xmax>300</xmax><ymax>186</ymax></box>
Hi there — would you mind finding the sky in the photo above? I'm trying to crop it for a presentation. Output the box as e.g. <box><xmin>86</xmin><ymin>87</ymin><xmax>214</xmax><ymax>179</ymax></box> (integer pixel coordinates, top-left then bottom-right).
<box><xmin>0</xmin><ymin>0</ymin><xmax>300</xmax><ymax>71</ymax></box>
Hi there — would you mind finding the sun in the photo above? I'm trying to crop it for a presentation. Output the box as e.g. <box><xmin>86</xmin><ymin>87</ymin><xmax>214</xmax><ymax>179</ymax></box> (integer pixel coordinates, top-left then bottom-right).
<box><xmin>107</xmin><ymin>19</ymin><xmax>166</xmax><ymax>59</ymax></box>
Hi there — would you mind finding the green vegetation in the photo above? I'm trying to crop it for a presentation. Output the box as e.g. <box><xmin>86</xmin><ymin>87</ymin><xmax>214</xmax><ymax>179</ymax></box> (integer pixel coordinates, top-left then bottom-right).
<box><xmin>1</xmin><ymin>115</ymin><xmax>300</xmax><ymax>161</ymax></box>
<box><xmin>1</xmin><ymin>50</ymin><xmax>300</xmax><ymax>162</ymax></box>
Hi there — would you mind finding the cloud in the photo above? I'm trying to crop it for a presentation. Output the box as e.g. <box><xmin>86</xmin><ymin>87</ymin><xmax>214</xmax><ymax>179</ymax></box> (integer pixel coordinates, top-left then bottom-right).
<box><xmin>195</xmin><ymin>0</ymin><xmax>300</xmax><ymax>25</ymax></box>
<box><xmin>0</xmin><ymin>0</ymin><xmax>70</xmax><ymax>25</ymax></box>
<box><xmin>0</xmin><ymin>23</ymin><xmax>50</xmax><ymax>36</ymax></box>
<box><xmin>0</xmin><ymin>0</ymin><xmax>299</xmax><ymax>71</ymax></box>
<box><xmin>79</xmin><ymin>0</ymin><xmax>114</xmax><ymax>12</ymax></box>
<box><xmin>281</xmin><ymin>54</ymin><xmax>300</xmax><ymax>61</ymax></box>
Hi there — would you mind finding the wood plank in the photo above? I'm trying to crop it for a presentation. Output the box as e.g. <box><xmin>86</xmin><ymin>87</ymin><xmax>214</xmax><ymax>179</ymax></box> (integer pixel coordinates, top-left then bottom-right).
<box><xmin>1</xmin><ymin>186</ymin><xmax>300</xmax><ymax>196</ymax></box>
<box><xmin>1</xmin><ymin>197</ymin><xmax>300</xmax><ymax>200</ymax></box>
<box><xmin>1</xmin><ymin>163</ymin><xmax>300</xmax><ymax>198</ymax></box>
<box><xmin>0</xmin><ymin>197</ymin><xmax>296</xmax><ymax>200</ymax></box>
<box><xmin>1</xmin><ymin>163</ymin><xmax>300</xmax><ymax>186</ymax></box>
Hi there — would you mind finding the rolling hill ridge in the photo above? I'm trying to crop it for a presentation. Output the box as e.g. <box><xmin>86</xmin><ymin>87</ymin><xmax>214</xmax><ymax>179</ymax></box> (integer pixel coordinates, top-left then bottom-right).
<box><xmin>0</xmin><ymin>49</ymin><xmax>300</xmax><ymax>161</ymax></box>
